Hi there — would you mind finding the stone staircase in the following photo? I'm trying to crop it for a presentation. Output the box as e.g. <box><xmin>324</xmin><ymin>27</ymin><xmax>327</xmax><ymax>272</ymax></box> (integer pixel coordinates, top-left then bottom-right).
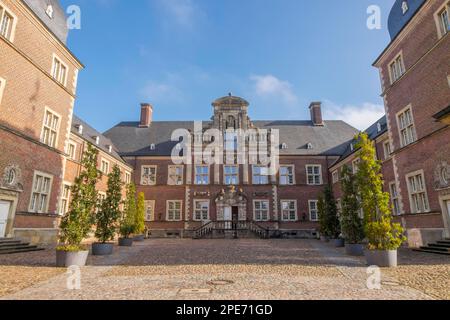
<box><xmin>193</xmin><ymin>221</ymin><xmax>270</xmax><ymax>240</ymax></box>
<box><xmin>0</xmin><ymin>238</ymin><xmax>44</xmax><ymax>255</ymax></box>
<box><xmin>414</xmin><ymin>238</ymin><xmax>450</xmax><ymax>256</ymax></box>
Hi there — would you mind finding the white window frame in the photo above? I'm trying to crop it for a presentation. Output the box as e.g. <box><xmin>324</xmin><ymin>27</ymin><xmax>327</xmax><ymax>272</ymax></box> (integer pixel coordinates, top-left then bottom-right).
<box><xmin>352</xmin><ymin>158</ymin><xmax>361</xmax><ymax>174</ymax></box>
<box><xmin>141</xmin><ymin>165</ymin><xmax>157</xmax><ymax>186</ymax></box>
<box><xmin>193</xmin><ymin>200</ymin><xmax>210</xmax><ymax>221</ymax></box>
<box><xmin>168</xmin><ymin>165</ymin><xmax>184</xmax><ymax>186</ymax></box>
<box><xmin>309</xmin><ymin>200</ymin><xmax>319</xmax><ymax>222</ymax></box>
<box><xmin>406</xmin><ymin>170</ymin><xmax>430</xmax><ymax>214</ymax></box>
<box><xmin>435</xmin><ymin>2</ymin><xmax>450</xmax><ymax>38</ymax></box>
<box><xmin>252</xmin><ymin>166</ymin><xmax>269</xmax><ymax>185</ymax></box>
<box><xmin>59</xmin><ymin>182</ymin><xmax>71</xmax><ymax>215</ymax></box>
<box><xmin>40</xmin><ymin>107</ymin><xmax>61</xmax><ymax>149</ymax></box>
<box><xmin>144</xmin><ymin>200</ymin><xmax>155</xmax><ymax>222</ymax></box>
<box><xmin>253</xmin><ymin>200</ymin><xmax>270</xmax><ymax>222</ymax></box>
<box><xmin>332</xmin><ymin>170</ymin><xmax>339</xmax><ymax>184</ymax></box>
<box><xmin>383</xmin><ymin>140</ymin><xmax>392</xmax><ymax>160</ymax></box>
<box><xmin>100</xmin><ymin>158</ymin><xmax>110</xmax><ymax>175</ymax></box>
<box><xmin>389</xmin><ymin>181</ymin><xmax>401</xmax><ymax>216</ymax></box>
<box><xmin>124</xmin><ymin>171</ymin><xmax>131</xmax><ymax>185</ymax></box>
<box><xmin>29</xmin><ymin>171</ymin><xmax>53</xmax><ymax>213</ymax></box>
<box><xmin>0</xmin><ymin>76</ymin><xmax>5</xmax><ymax>106</ymax></box>
<box><xmin>389</xmin><ymin>52</ymin><xmax>406</xmax><ymax>84</ymax></box>
<box><xmin>51</xmin><ymin>54</ymin><xmax>69</xmax><ymax>86</ymax></box>
<box><xmin>67</xmin><ymin>142</ymin><xmax>76</xmax><ymax>160</ymax></box>
<box><xmin>0</xmin><ymin>2</ymin><xmax>17</xmax><ymax>42</ymax></box>
<box><xmin>306</xmin><ymin>165</ymin><xmax>322</xmax><ymax>185</ymax></box>
<box><xmin>279</xmin><ymin>165</ymin><xmax>295</xmax><ymax>185</ymax></box>
<box><xmin>224</xmin><ymin>165</ymin><xmax>239</xmax><ymax>185</ymax></box>
<box><xmin>194</xmin><ymin>165</ymin><xmax>210</xmax><ymax>185</ymax></box>
<box><xmin>396</xmin><ymin>105</ymin><xmax>417</xmax><ymax>148</ymax></box>
<box><xmin>280</xmin><ymin>200</ymin><xmax>298</xmax><ymax>222</ymax></box>
<box><xmin>166</xmin><ymin>200</ymin><xmax>182</xmax><ymax>221</ymax></box>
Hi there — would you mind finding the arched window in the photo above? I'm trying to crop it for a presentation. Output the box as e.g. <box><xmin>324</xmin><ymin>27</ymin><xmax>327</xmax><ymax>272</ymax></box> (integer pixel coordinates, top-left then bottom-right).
<box><xmin>226</xmin><ymin>116</ymin><xmax>236</xmax><ymax>129</ymax></box>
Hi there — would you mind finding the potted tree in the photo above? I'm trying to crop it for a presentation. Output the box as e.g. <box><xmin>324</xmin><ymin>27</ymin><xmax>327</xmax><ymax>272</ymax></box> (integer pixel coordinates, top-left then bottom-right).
<box><xmin>56</xmin><ymin>144</ymin><xmax>100</xmax><ymax>267</ymax></box>
<box><xmin>133</xmin><ymin>192</ymin><xmax>146</xmax><ymax>242</ymax></box>
<box><xmin>340</xmin><ymin>165</ymin><xmax>365</xmax><ymax>256</ymax></box>
<box><xmin>323</xmin><ymin>186</ymin><xmax>343</xmax><ymax>247</ymax></box>
<box><xmin>317</xmin><ymin>195</ymin><xmax>329</xmax><ymax>242</ymax></box>
<box><xmin>118</xmin><ymin>183</ymin><xmax>136</xmax><ymax>247</ymax></box>
<box><xmin>355</xmin><ymin>133</ymin><xmax>406</xmax><ymax>267</ymax></box>
<box><xmin>92</xmin><ymin>165</ymin><xmax>122</xmax><ymax>256</ymax></box>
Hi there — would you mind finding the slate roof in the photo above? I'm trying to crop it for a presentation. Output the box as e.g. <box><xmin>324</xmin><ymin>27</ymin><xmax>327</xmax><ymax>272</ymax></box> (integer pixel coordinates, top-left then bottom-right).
<box><xmin>103</xmin><ymin>120</ymin><xmax>359</xmax><ymax>157</ymax></box>
<box><xmin>23</xmin><ymin>0</ymin><xmax>68</xmax><ymax>44</ymax></box>
<box><xmin>388</xmin><ymin>0</ymin><xmax>426</xmax><ymax>40</ymax></box>
<box><xmin>334</xmin><ymin>116</ymin><xmax>388</xmax><ymax>164</ymax></box>
<box><xmin>71</xmin><ymin>115</ymin><xmax>131</xmax><ymax>167</ymax></box>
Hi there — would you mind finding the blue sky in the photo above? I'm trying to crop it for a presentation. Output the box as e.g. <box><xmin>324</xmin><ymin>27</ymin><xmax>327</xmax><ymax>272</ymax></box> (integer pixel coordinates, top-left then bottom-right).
<box><xmin>60</xmin><ymin>0</ymin><xmax>395</xmax><ymax>131</ymax></box>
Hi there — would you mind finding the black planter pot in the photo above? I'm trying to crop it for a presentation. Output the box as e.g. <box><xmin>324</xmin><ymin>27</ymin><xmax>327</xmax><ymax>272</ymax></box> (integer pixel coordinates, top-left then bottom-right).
<box><xmin>118</xmin><ymin>238</ymin><xmax>133</xmax><ymax>247</ymax></box>
<box><xmin>56</xmin><ymin>250</ymin><xmax>89</xmax><ymax>267</ymax></box>
<box><xmin>133</xmin><ymin>234</ymin><xmax>145</xmax><ymax>242</ymax></box>
<box><xmin>345</xmin><ymin>243</ymin><xmax>365</xmax><ymax>256</ymax></box>
<box><xmin>332</xmin><ymin>238</ymin><xmax>345</xmax><ymax>248</ymax></box>
<box><xmin>92</xmin><ymin>243</ymin><xmax>114</xmax><ymax>256</ymax></box>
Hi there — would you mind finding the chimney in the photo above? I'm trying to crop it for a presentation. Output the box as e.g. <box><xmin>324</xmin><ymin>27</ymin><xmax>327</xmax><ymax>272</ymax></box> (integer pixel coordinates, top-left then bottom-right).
<box><xmin>309</xmin><ymin>102</ymin><xmax>324</xmax><ymax>126</ymax></box>
<box><xmin>139</xmin><ymin>103</ymin><xmax>153</xmax><ymax>128</ymax></box>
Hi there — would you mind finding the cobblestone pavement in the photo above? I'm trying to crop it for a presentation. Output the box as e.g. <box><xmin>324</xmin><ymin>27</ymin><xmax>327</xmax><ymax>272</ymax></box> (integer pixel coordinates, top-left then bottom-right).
<box><xmin>1</xmin><ymin>239</ymin><xmax>448</xmax><ymax>300</ymax></box>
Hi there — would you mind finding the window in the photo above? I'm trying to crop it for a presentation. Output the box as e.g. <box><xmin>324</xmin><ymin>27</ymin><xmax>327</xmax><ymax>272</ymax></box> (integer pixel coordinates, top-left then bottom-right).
<box><xmin>144</xmin><ymin>200</ymin><xmax>155</xmax><ymax>221</ymax></box>
<box><xmin>195</xmin><ymin>165</ymin><xmax>209</xmax><ymax>185</ymax></box>
<box><xmin>332</xmin><ymin>170</ymin><xmax>339</xmax><ymax>184</ymax></box>
<box><xmin>280</xmin><ymin>166</ymin><xmax>295</xmax><ymax>185</ymax></box>
<box><xmin>141</xmin><ymin>166</ymin><xmax>157</xmax><ymax>185</ymax></box>
<box><xmin>306</xmin><ymin>165</ymin><xmax>322</xmax><ymax>185</ymax></box>
<box><xmin>383</xmin><ymin>141</ymin><xmax>392</xmax><ymax>160</ymax></box>
<box><xmin>124</xmin><ymin>172</ymin><xmax>131</xmax><ymax>185</ymax></box>
<box><xmin>309</xmin><ymin>200</ymin><xmax>319</xmax><ymax>221</ymax></box>
<box><xmin>406</xmin><ymin>171</ymin><xmax>429</xmax><ymax>213</ymax></box>
<box><xmin>40</xmin><ymin>108</ymin><xmax>60</xmax><ymax>148</ymax></box>
<box><xmin>29</xmin><ymin>172</ymin><xmax>53</xmax><ymax>213</ymax></box>
<box><xmin>51</xmin><ymin>55</ymin><xmax>68</xmax><ymax>86</ymax></box>
<box><xmin>397</xmin><ymin>106</ymin><xmax>417</xmax><ymax>147</ymax></box>
<box><xmin>67</xmin><ymin>142</ymin><xmax>76</xmax><ymax>160</ymax></box>
<box><xmin>253</xmin><ymin>200</ymin><xmax>269</xmax><ymax>221</ymax></box>
<box><xmin>168</xmin><ymin>165</ymin><xmax>183</xmax><ymax>185</ymax></box>
<box><xmin>352</xmin><ymin>158</ymin><xmax>360</xmax><ymax>174</ymax></box>
<box><xmin>166</xmin><ymin>200</ymin><xmax>182</xmax><ymax>221</ymax></box>
<box><xmin>194</xmin><ymin>200</ymin><xmax>210</xmax><ymax>221</ymax></box>
<box><xmin>0</xmin><ymin>4</ymin><xmax>15</xmax><ymax>41</ymax></box>
<box><xmin>389</xmin><ymin>54</ymin><xmax>405</xmax><ymax>84</ymax></box>
<box><xmin>46</xmin><ymin>5</ymin><xmax>54</xmax><ymax>18</ymax></box>
<box><xmin>438</xmin><ymin>5</ymin><xmax>449</xmax><ymax>36</ymax></box>
<box><xmin>0</xmin><ymin>76</ymin><xmax>5</xmax><ymax>105</ymax></box>
<box><xmin>389</xmin><ymin>182</ymin><xmax>401</xmax><ymax>215</ymax></box>
<box><xmin>97</xmin><ymin>192</ymin><xmax>107</xmax><ymax>210</ymax></box>
<box><xmin>100</xmin><ymin>159</ymin><xmax>109</xmax><ymax>174</ymax></box>
<box><xmin>281</xmin><ymin>200</ymin><xmax>297</xmax><ymax>221</ymax></box>
<box><xmin>225</xmin><ymin>132</ymin><xmax>238</xmax><ymax>151</ymax></box>
<box><xmin>60</xmin><ymin>183</ymin><xmax>71</xmax><ymax>215</ymax></box>
<box><xmin>253</xmin><ymin>166</ymin><xmax>269</xmax><ymax>185</ymax></box>
<box><xmin>224</xmin><ymin>165</ymin><xmax>239</xmax><ymax>185</ymax></box>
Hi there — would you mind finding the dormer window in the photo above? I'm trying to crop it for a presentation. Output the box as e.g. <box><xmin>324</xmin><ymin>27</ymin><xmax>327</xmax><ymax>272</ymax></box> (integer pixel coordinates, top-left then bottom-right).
<box><xmin>76</xmin><ymin>124</ymin><xmax>83</xmax><ymax>135</ymax></box>
<box><xmin>46</xmin><ymin>5</ymin><xmax>54</xmax><ymax>19</ymax></box>
<box><xmin>350</xmin><ymin>143</ymin><xmax>354</xmax><ymax>152</ymax></box>
<box><xmin>150</xmin><ymin>144</ymin><xmax>156</xmax><ymax>151</ymax></box>
<box><xmin>93</xmin><ymin>136</ymin><xmax>100</xmax><ymax>145</ymax></box>
<box><xmin>281</xmin><ymin>143</ymin><xmax>288</xmax><ymax>150</ymax></box>
<box><xmin>107</xmin><ymin>145</ymin><xmax>113</xmax><ymax>153</ymax></box>
<box><xmin>306</xmin><ymin>143</ymin><xmax>313</xmax><ymax>150</ymax></box>
<box><xmin>377</xmin><ymin>122</ymin><xmax>382</xmax><ymax>132</ymax></box>
<box><xmin>402</xmin><ymin>1</ymin><xmax>409</xmax><ymax>15</ymax></box>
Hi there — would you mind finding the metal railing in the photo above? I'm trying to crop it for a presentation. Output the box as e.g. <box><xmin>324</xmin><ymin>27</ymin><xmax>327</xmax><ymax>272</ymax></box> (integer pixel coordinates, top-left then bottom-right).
<box><xmin>193</xmin><ymin>220</ymin><xmax>270</xmax><ymax>239</ymax></box>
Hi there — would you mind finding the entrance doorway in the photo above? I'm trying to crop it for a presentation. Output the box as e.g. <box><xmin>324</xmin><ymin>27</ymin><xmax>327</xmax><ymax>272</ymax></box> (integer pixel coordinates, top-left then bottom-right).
<box><xmin>0</xmin><ymin>200</ymin><xmax>11</xmax><ymax>238</ymax></box>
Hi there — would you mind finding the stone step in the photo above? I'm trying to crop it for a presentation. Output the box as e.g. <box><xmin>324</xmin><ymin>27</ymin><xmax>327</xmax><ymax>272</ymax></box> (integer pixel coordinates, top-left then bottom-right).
<box><xmin>0</xmin><ymin>239</ymin><xmax>21</xmax><ymax>245</ymax></box>
<box><xmin>429</xmin><ymin>243</ymin><xmax>450</xmax><ymax>249</ymax></box>
<box><xmin>0</xmin><ymin>243</ymin><xmax>31</xmax><ymax>249</ymax></box>
<box><xmin>437</xmin><ymin>240</ymin><xmax>450</xmax><ymax>245</ymax></box>
<box><xmin>420</xmin><ymin>245</ymin><xmax>449</xmax><ymax>252</ymax></box>
<box><xmin>0</xmin><ymin>247</ymin><xmax>44</xmax><ymax>255</ymax></box>
<box><xmin>413</xmin><ymin>248</ymin><xmax>450</xmax><ymax>256</ymax></box>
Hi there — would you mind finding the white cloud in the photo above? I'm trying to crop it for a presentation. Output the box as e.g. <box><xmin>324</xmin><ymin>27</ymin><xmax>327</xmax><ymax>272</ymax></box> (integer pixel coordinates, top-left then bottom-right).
<box><xmin>158</xmin><ymin>0</ymin><xmax>198</xmax><ymax>28</ymax></box>
<box><xmin>140</xmin><ymin>81</ymin><xmax>183</xmax><ymax>103</ymax></box>
<box><xmin>322</xmin><ymin>100</ymin><xmax>385</xmax><ymax>131</ymax></box>
<box><xmin>250</xmin><ymin>75</ymin><xmax>298</xmax><ymax>105</ymax></box>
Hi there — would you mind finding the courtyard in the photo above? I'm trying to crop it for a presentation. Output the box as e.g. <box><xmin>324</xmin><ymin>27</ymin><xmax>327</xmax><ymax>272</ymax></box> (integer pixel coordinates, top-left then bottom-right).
<box><xmin>1</xmin><ymin>239</ymin><xmax>449</xmax><ymax>300</ymax></box>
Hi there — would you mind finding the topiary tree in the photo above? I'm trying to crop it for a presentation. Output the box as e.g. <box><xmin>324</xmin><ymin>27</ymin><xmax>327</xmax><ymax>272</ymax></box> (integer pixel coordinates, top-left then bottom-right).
<box><xmin>340</xmin><ymin>165</ymin><xmax>365</xmax><ymax>244</ymax></box>
<box><xmin>58</xmin><ymin>143</ymin><xmax>101</xmax><ymax>251</ymax></box>
<box><xmin>120</xmin><ymin>183</ymin><xmax>137</xmax><ymax>239</ymax></box>
<box><xmin>95</xmin><ymin>165</ymin><xmax>122</xmax><ymax>243</ymax></box>
<box><xmin>135</xmin><ymin>192</ymin><xmax>146</xmax><ymax>235</ymax></box>
<box><xmin>355</xmin><ymin>132</ymin><xmax>406</xmax><ymax>250</ymax></box>
<box><xmin>323</xmin><ymin>185</ymin><xmax>340</xmax><ymax>239</ymax></box>
<box><xmin>317</xmin><ymin>194</ymin><xmax>328</xmax><ymax>236</ymax></box>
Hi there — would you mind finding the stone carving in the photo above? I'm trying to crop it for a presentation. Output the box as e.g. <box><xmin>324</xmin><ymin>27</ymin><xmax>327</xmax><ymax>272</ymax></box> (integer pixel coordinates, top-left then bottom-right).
<box><xmin>215</xmin><ymin>186</ymin><xmax>247</xmax><ymax>221</ymax></box>
<box><xmin>434</xmin><ymin>161</ymin><xmax>450</xmax><ymax>190</ymax></box>
<box><xmin>1</xmin><ymin>164</ymin><xmax>23</xmax><ymax>191</ymax></box>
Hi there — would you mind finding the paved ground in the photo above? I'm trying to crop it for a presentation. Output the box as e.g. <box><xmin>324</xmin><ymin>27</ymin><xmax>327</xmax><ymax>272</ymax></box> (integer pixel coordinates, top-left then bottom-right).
<box><xmin>1</xmin><ymin>239</ymin><xmax>449</xmax><ymax>300</ymax></box>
